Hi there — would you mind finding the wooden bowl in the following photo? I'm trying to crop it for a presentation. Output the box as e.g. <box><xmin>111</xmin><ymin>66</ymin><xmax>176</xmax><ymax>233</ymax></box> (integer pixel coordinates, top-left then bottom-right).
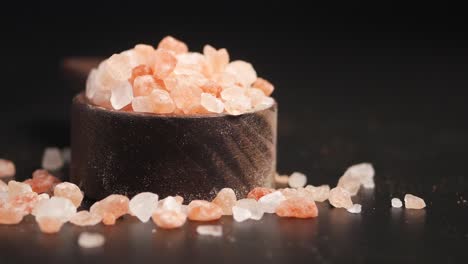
<box><xmin>70</xmin><ymin>93</ymin><xmax>277</xmax><ymax>201</ymax></box>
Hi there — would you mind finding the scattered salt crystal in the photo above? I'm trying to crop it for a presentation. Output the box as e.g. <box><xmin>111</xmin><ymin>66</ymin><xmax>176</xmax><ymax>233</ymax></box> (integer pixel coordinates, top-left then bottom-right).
<box><xmin>235</xmin><ymin>199</ymin><xmax>264</xmax><ymax>220</ymax></box>
<box><xmin>0</xmin><ymin>159</ymin><xmax>15</xmax><ymax>178</ymax></box>
<box><xmin>337</xmin><ymin>177</ymin><xmax>361</xmax><ymax>196</ymax></box>
<box><xmin>346</xmin><ymin>204</ymin><xmax>362</xmax><ymax>214</ymax></box>
<box><xmin>328</xmin><ymin>187</ymin><xmax>353</xmax><ymax>209</ymax></box>
<box><xmin>187</xmin><ymin>200</ymin><xmax>223</xmax><ymax>221</ymax></box>
<box><xmin>258</xmin><ymin>191</ymin><xmax>286</xmax><ymax>213</ymax></box>
<box><xmin>42</xmin><ymin>147</ymin><xmax>64</xmax><ymax>171</ymax></box>
<box><xmin>70</xmin><ymin>211</ymin><xmax>102</xmax><ymax>226</ymax></box>
<box><xmin>288</xmin><ymin>172</ymin><xmax>307</xmax><ymax>188</ymax></box>
<box><xmin>129</xmin><ymin>192</ymin><xmax>159</xmax><ymax>223</ymax></box>
<box><xmin>35</xmin><ymin>197</ymin><xmax>77</xmax><ymax>233</ymax></box>
<box><xmin>276</xmin><ymin>197</ymin><xmax>318</xmax><ymax>218</ymax></box>
<box><xmin>110</xmin><ymin>81</ymin><xmax>133</xmax><ymax>110</ymax></box>
<box><xmin>90</xmin><ymin>194</ymin><xmax>129</xmax><ymax>225</ymax></box>
<box><xmin>391</xmin><ymin>198</ymin><xmax>403</xmax><ymax>208</ymax></box>
<box><xmin>8</xmin><ymin>181</ymin><xmax>32</xmax><ymax>200</ymax></box>
<box><xmin>201</xmin><ymin>93</ymin><xmax>224</xmax><ymax>113</ymax></box>
<box><xmin>152</xmin><ymin>210</ymin><xmax>187</xmax><ymax>229</ymax></box>
<box><xmin>212</xmin><ymin>188</ymin><xmax>237</xmax><ymax>215</ymax></box>
<box><xmin>159</xmin><ymin>196</ymin><xmax>182</xmax><ymax>212</ymax></box>
<box><xmin>304</xmin><ymin>185</ymin><xmax>330</xmax><ymax>202</ymax></box>
<box><xmin>232</xmin><ymin>206</ymin><xmax>252</xmax><ymax>222</ymax></box>
<box><xmin>404</xmin><ymin>194</ymin><xmax>426</xmax><ymax>209</ymax></box>
<box><xmin>24</xmin><ymin>169</ymin><xmax>60</xmax><ymax>194</ymax></box>
<box><xmin>78</xmin><ymin>232</ymin><xmax>106</xmax><ymax>248</ymax></box>
<box><xmin>54</xmin><ymin>182</ymin><xmax>83</xmax><ymax>207</ymax></box>
<box><xmin>196</xmin><ymin>225</ymin><xmax>223</xmax><ymax>237</ymax></box>
<box><xmin>247</xmin><ymin>187</ymin><xmax>275</xmax><ymax>201</ymax></box>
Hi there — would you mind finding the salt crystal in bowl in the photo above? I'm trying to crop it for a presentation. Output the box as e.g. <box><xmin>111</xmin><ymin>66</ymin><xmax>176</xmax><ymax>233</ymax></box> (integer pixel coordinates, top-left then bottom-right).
<box><xmin>70</xmin><ymin>93</ymin><xmax>277</xmax><ymax>201</ymax></box>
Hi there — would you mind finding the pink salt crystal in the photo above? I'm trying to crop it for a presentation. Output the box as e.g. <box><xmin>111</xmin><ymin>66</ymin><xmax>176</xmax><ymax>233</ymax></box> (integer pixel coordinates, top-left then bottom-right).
<box><xmin>212</xmin><ymin>188</ymin><xmax>237</xmax><ymax>215</ymax></box>
<box><xmin>225</xmin><ymin>60</ymin><xmax>257</xmax><ymax>88</ymax></box>
<box><xmin>0</xmin><ymin>180</ymin><xmax>7</xmax><ymax>192</ymax></box>
<box><xmin>8</xmin><ymin>181</ymin><xmax>32</xmax><ymax>200</ymax></box>
<box><xmin>170</xmin><ymin>80</ymin><xmax>203</xmax><ymax>114</ymax></box>
<box><xmin>129</xmin><ymin>192</ymin><xmax>159</xmax><ymax>223</ymax></box>
<box><xmin>151</xmin><ymin>89</ymin><xmax>176</xmax><ymax>114</ymax></box>
<box><xmin>175</xmin><ymin>195</ymin><xmax>184</xmax><ymax>204</ymax></box>
<box><xmin>158</xmin><ymin>36</ymin><xmax>189</xmax><ymax>55</ymax></box>
<box><xmin>152</xmin><ymin>49</ymin><xmax>177</xmax><ymax>79</ymax></box>
<box><xmin>24</xmin><ymin>169</ymin><xmax>60</xmax><ymax>194</ymax></box>
<box><xmin>276</xmin><ymin>197</ymin><xmax>318</xmax><ymax>218</ymax></box>
<box><xmin>187</xmin><ymin>200</ymin><xmax>223</xmax><ymax>221</ymax></box>
<box><xmin>134</xmin><ymin>44</ymin><xmax>156</xmax><ymax>66</ymax></box>
<box><xmin>110</xmin><ymin>80</ymin><xmax>133</xmax><ymax>110</ymax></box>
<box><xmin>152</xmin><ymin>210</ymin><xmax>187</xmax><ymax>229</ymax></box>
<box><xmin>132</xmin><ymin>96</ymin><xmax>155</xmax><ymax>113</ymax></box>
<box><xmin>279</xmin><ymin>188</ymin><xmax>300</xmax><ymax>199</ymax></box>
<box><xmin>203</xmin><ymin>45</ymin><xmax>229</xmax><ymax>75</ymax></box>
<box><xmin>129</xmin><ymin>64</ymin><xmax>153</xmax><ymax>85</ymax></box>
<box><xmin>10</xmin><ymin>192</ymin><xmax>39</xmax><ymax>214</ymax></box>
<box><xmin>224</xmin><ymin>96</ymin><xmax>252</xmax><ymax>116</ymax></box>
<box><xmin>0</xmin><ymin>159</ymin><xmax>15</xmax><ymax>178</ymax></box>
<box><xmin>252</xmin><ymin>96</ymin><xmax>274</xmax><ymax>111</ymax></box>
<box><xmin>246</xmin><ymin>88</ymin><xmax>266</xmax><ymax>106</ymax></box>
<box><xmin>200</xmin><ymin>93</ymin><xmax>224</xmax><ymax>114</ymax></box>
<box><xmin>37</xmin><ymin>217</ymin><xmax>64</xmax><ymax>234</ymax></box>
<box><xmin>0</xmin><ymin>206</ymin><xmax>24</xmax><ymax>224</ymax></box>
<box><xmin>70</xmin><ymin>211</ymin><xmax>102</xmax><ymax>226</ymax></box>
<box><xmin>42</xmin><ymin>147</ymin><xmax>64</xmax><ymax>171</ymax></box>
<box><xmin>34</xmin><ymin>197</ymin><xmax>77</xmax><ymax>233</ymax></box>
<box><xmin>252</xmin><ymin>77</ymin><xmax>274</xmax><ymax>96</ymax></box>
<box><xmin>200</xmin><ymin>80</ymin><xmax>222</xmax><ymax>97</ymax></box>
<box><xmin>54</xmin><ymin>182</ymin><xmax>84</xmax><ymax>207</ymax></box>
<box><xmin>90</xmin><ymin>194</ymin><xmax>129</xmax><ymax>225</ymax></box>
<box><xmin>342</xmin><ymin>163</ymin><xmax>375</xmax><ymax>189</ymax></box>
<box><xmin>133</xmin><ymin>75</ymin><xmax>160</xmax><ymax>96</ymax></box>
<box><xmin>220</xmin><ymin>86</ymin><xmax>245</xmax><ymax>101</ymax></box>
<box><xmin>328</xmin><ymin>187</ymin><xmax>353</xmax><ymax>209</ymax></box>
<box><xmin>175</xmin><ymin>52</ymin><xmax>207</xmax><ymax>74</ymax></box>
<box><xmin>247</xmin><ymin>187</ymin><xmax>275</xmax><ymax>201</ymax></box>
<box><xmin>304</xmin><ymin>185</ymin><xmax>330</xmax><ymax>202</ymax></box>
<box><xmin>90</xmin><ymin>89</ymin><xmax>112</xmax><ymax>109</ymax></box>
<box><xmin>78</xmin><ymin>232</ymin><xmax>106</xmax><ymax>248</ymax></box>
<box><xmin>258</xmin><ymin>191</ymin><xmax>286</xmax><ymax>213</ymax></box>
<box><xmin>105</xmin><ymin>53</ymin><xmax>133</xmax><ymax>82</ymax></box>
<box><xmin>404</xmin><ymin>194</ymin><xmax>426</xmax><ymax>209</ymax></box>
<box><xmin>337</xmin><ymin>176</ymin><xmax>361</xmax><ymax>196</ymax></box>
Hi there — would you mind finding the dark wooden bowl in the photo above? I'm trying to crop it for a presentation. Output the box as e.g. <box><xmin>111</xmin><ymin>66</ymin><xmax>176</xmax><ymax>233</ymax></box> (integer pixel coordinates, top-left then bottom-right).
<box><xmin>70</xmin><ymin>93</ymin><xmax>277</xmax><ymax>201</ymax></box>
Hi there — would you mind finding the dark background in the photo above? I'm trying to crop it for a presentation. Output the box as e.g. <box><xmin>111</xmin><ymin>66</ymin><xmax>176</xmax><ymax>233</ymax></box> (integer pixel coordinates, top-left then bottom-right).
<box><xmin>1</xmin><ymin>2</ymin><xmax>467</xmax><ymax>263</ymax></box>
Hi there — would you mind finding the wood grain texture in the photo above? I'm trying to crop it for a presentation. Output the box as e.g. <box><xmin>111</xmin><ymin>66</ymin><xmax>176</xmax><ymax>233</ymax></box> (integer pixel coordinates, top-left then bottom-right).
<box><xmin>71</xmin><ymin>93</ymin><xmax>277</xmax><ymax>201</ymax></box>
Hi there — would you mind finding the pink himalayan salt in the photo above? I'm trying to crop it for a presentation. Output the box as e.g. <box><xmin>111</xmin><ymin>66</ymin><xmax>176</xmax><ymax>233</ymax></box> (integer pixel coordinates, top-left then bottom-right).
<box><xmin>9</xmin><ymin>192</ymin><xmax>39</xmax><ymax>214</ymax></box>
<box><xmin>54</xmin><ymin>182</ymin><xmax>84</xmax><ymax>207</ymax></box>
<box><xmin>304</xmin><ymin>185</ymin><xmax>330</xmax><ymax>202</ymax></box>
<box><xmin>132</xmin><ymin>96</ymin><xmax>154</xmax><ymax>113</ymax></box>
<box><xmin>253</xmin><ymin>96</ymin><xmax>274</xmax><ymax>111</ymax></box>
<box><xmin>0</xmin><ymin>159</ymin><xmax>15</xmax><ymax>178</ymax></box>
<box><xmin>200</xmin><ymin>80</ymin><xmax>222</xmax><ymax>97</ymax></box>
<box><xmin>247</xmin><ymin>187</ymin><xmax>276</xmax><ymax>201</ymax></box>
<box><xmin>225</xmin><ymin>60</ymin><xmax>257</xmax><ymax>88</ymax></box>
<box><xmin>328</xmin><ymin>187</ymin><xmax>353</xmax><ymax>209</ymax></box>
<box><xmin>152</xmin><ymin>89</ymin><xmax>176</xmax><ymax>113</ymax></box>
<box><xmin>200</xmin><ymin>93</ymin><xmax>224</xmax><ymax>114</ymax></box>
<box><xmin>175</xmin><ymin>52</ymin><xmax>208</xmax><ymax>75</ymax></box>
<box><xmin>187</xmin><ymin>200</ymin><xmax>223</xmax><ymax>221</ymax></box>
<box><xmin>224</xmin><ymin>96</ymin><xmax>252</xmax><ymax>115</ymax></box>
<box><xmin>37</xmin><ymin>217</ymin><xmax>64</xmax><ymax>234</ymax></box>
<box><xmin>220</xmin><ymin>86</ymin><xmax>245</xmax><ymax>101</ymax></box>
<box><xmin>90</xmin><ymin>194</ymin><xmax>129</xmax><ymax>225</ymax></box>
<box><xmin>404</xmin><ymin>194</ymin><xmax>426</xmax><ymax>209</ymax></box>
<box><xmin>170</xmin><ymin>80</ymin><xmax>203</xmax><ymax>114</ymax></box>
<box><xmin>34</xmin><ymin>197</ymin><xmax>77</xmax><ymax>233</ymax></box>
<box><xmin>133</xmin><ymin>75</ymin><xmax>161</xmax><ymax>96</ymax></box>
<box><xmin>252</xmin><ymin>77</ymin><xmax>274</xmax><ymax>96</ymax></box>
<box><xmin>24</xmin><ymin>169</ymin><xmax>61</xmax><ymax>194</ymax></box>
<box><xmin>134</xmin><ymin>44</ymin><xmax>156</xmax><ymax>67</ymax></box>
<box><xmin>212</xmin><ymin>188</ymin><xmax>237</xmax><ymax>215</ymax></box>
<box><xmin>110</xmin><ymin>80</ymin><xmax>133</xmax><ymax>110</ymax></box>
<box><xmin>203</xmin><ymin>45</ymin><xmax>229</xmax><ymax>75</ymax></box>
<box><xmin>258</xmin><ymin>191</ymin><xmax>286</xmax><ymax>213</ymax></box>
<box><xmin>8</xmin><ymin>181</ymin><xmax>32</xmax><ymax>200</ymax></box>
<box><xmin>152</xmin><ymin>49</ymin><xmax>177</xmax><ymax>80</ymax></box>
<box><xmin>105</xmin><ymin>53</ymin><xmax>133</xmax><ymax>82</ymax></box>
<box><xmin>129</xmin><ymin>192</ymin><xmax>159</xmax><ymax>223</ymax></box>
<box><xmin>276</xmin><ymin>197</ymin><xmax>318</xmax><ymax>218</ymax></box>
<box><xmin>337</xmin><ymin>176</ymin><xmax>361</xmax><ymax>196</ymax></box>
<box><xmin>129</xmin><ymin>64</ymin><xmax>153</xmax><ymax>85</ymax></box>
<box><xmin>152</xmin><ymin>210</ymin><xmax>187</xmax><ymax>229</ymax></box>
<box><xmin>0</xmin><ymin>206</ymin><xmax>24</xmax><ymax>224</ymax></box>
<box><xmin>158</xmin><ymin>36</ymin><xmax>189</xmax><ymax>55</ymax></box>
<box><xmin>0</xmin><ymin>180</ymin><xmax>7</xmax><ymax>192</ymax></box>
<box><xmin>70</xmin><ymin>211</ymin><xmax>102</xmax><ymax>226</ymax></box>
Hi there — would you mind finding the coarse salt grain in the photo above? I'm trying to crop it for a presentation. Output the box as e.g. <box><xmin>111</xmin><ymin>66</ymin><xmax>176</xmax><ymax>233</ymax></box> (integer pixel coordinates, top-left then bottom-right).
<box><xmin>346</xmin><ymin>204</ymin><xmax>362</xmax><ymax>214</ymax></box>
<box><xmin>232</xmin><ymin>206</ymin><xmax>252</xmax><ymax>222</ymax></box>
<box><xmin>391</xmin><ymin>198</ymin><xmax>403</xmax><ymax>208</ymax></box>
<box><xmin>196</xmin><ymin>225</ymin><xmax>223</xmax><ymax>237</ymax></box>
<box><xmin>258</xmin><ymin>191</ymin><xmax>286</xmax><ymax>214</ymax></box>
<box><xmin>288</xmin><ymin>172</ymin><xmax>307</xmax><ymax>188</ymax></box>
<box><xmin>404</xmin><ymin>194</ymin><xmax>426</xmax><ymax>209</ymax></box>
<box><xmin>78</xmin><ymin>232</ymin><xmax>106</xmax><ymax>248</ymax></box>
<box><xmin>129</xmin><ymin>192</ymin><xmax>159</xmax><ymax>223</ymax></box>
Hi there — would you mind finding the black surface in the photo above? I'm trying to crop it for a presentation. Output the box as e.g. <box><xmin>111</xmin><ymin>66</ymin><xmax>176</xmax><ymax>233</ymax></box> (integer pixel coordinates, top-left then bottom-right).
<box><xmin>1</xmin><ymin>2</ymin><xmax>468</xmax><ymax>263</ymax></box>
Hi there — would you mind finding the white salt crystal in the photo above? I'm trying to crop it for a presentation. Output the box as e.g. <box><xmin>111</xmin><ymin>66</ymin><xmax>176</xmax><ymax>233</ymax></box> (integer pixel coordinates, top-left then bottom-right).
<box><xmin>159</xmin><ymin>196</ymin><xmax>182</xmax><ymax>212</ymax></box>
<box><xmin>34</xmin><ymin>197</ymin><xmax>77</xmax><ymax>222</ymax></box>
<box><xmin>235</xmin><ymin>198</ymin><xmax>264</xmax><ymax>220</ymax></box>
<box><xmin>328</xmin><ymin>187</ymin><xmax>353</xmax><ymax>209</ymax></box>
<box><xmin>201</xmin><ymin>93</ymin><xmax>224</xmax><ymax>113</ymax></box>
<box><xmin>129</xmin><ymin>192</ymin><xmax>159</xmax><ymax>222</ymax></box>
<box><xmin>391</xmin><ymin>198</ymin><xmax>403</xmax><ymax>208</ymax></box>
<box><xmin>288</xmin><ymin>172</ymin><xmax>307</xmax><ymax>188</ymax></box>
<box><xmin>232</xmin><ymin>206</ymin><xmax>252</xmax><ymax>222</ymax></box>
<box><xmin>78</xmin><ymin>232</ymin><xmax>106</xmax><ymax>248</ymax></box>
<box><xmin>110</xmin><ymin>80</ymin><xmax>133</xmax><ymax>110</ymax></box>
<box><xmin>258</xmin><ymin>191</ymin><xmax>286</xmax><ymax>213</ymax></box>
<box><xmin>196</xmin><ymin>225</ymin><xmax>223</xmax><ymax>237</ymax></box>
<box><xmin>347</xmin><ymin>204</ymin><xmax>362</xmax><ymax>214</ymax></box>
<box><xmin>42</xmin><ymin>147</ymin><xmax>64</xmax><ymax>171</ymax></box>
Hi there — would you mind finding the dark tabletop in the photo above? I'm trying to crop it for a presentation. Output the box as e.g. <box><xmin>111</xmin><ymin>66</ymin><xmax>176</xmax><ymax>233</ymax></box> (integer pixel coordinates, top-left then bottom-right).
<box><xmin>1</xmin><ymin>3</ymin><xmax>468</xmax><ymax>263</ymax></box>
